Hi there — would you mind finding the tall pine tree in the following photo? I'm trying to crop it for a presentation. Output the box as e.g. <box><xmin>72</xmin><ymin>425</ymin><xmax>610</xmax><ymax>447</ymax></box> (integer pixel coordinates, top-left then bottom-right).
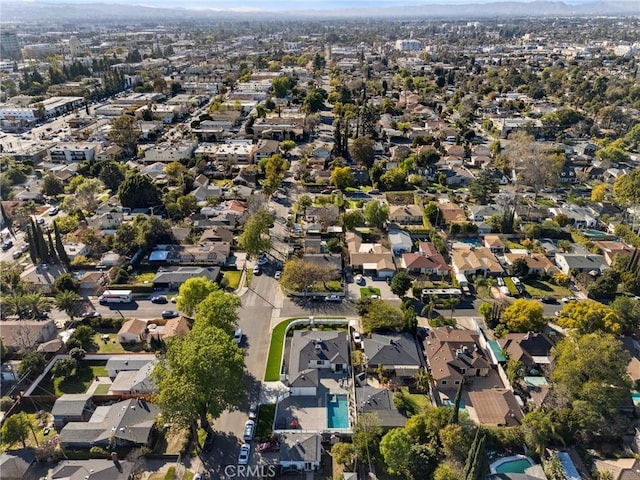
<box><xmin>450</xmin><ymin>379</ymin><xmax>464</xmax><ymax>424</ymax></box>
<box><xmin>53</xmin><ymin>221</ymin><xmax>70</xmax><ymax>266</ymax></box>
<box><xmin>26</xmin><ymin>226</ymin><xmax>38</xmax><ymax>264</ymax></box>
<box><xmin>47</xmin><ymin>229</ymin><xmax>59</xmax><ymax>264</ymax></box>
<box><xmin>464</xmin><ymin>427</ymin><xmax>481</xmax><ymax>480</ymax></box>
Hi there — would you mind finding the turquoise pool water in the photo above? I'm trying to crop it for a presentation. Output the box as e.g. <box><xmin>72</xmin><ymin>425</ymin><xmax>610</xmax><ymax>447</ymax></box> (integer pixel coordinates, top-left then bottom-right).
<box><xmin>457</xmin><ymin>238</ymin><xmax>482</xmax><ymax>247</ymax></box>
<box><xmin>327</xmin><ymin>394</ymin><xmax>349</xmax><ymax>428</ymax></box>
<box><xmin>495</xmin><ymin>458</ymin><xmax>533</xmax><ymax>474</ymax></box>
<box><xmin>632</xmin><ymin>392</ymin><xmax>640</xmax><ymax>406</ymax></box>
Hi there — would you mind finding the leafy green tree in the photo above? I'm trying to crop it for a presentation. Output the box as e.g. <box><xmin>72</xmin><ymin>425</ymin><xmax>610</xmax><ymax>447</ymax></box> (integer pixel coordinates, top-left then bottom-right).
<box><xmin>352</xmin><ymin>412</ymin><xmax>382</xmax><ymax>460</ymax></box>
<box><xmin>194</xmin><ymin>289</ymin><xmax>241</xmax><ymax>335</ymax></box>
<box><xmin>468</xmin><ymin>169</ymin><xmax>499</xmax><ymax>204</ymax></box>
<box><xmin>478</xmin><ymin>301</ymin><xmax>492</xmax><ymax>321</ymax></box>
<box><xmin>18</xmin><ymin>351</ymin><xmax>46</xmax><ymax>379</ymax></box>
<box><xmin>23</xmin><ymin>293</ymin><xmax>54</xmax><ymax>319</ymax></box>
<box><xmin>1</xmin><ymin>412</ymin><xmax>34</xmax><ymax>448</ymax></box>
<box><xmin>238</xmin><ymin>210</ymin><xmax>272</xmax><ymax>257</ymax></box>
<box><xmin>153</xmin><ymin>325</ymin><xmax>246</xmax><ymax>434</ymax></box>
<box><xmin>407</xmin><ymin>443</ymin><xmax>439</xmax><ymax>480</ymax></box>
<box><xmin>330</xmin><ymin>166</ymin><xmax>354</xmax><ymax>191</ymax></box>
<box><xmin>109</xmin><ymin>113</ymin><xmax>141</xmax><ymax>157</ymax></box>
<box><xmin>176</xmin><ymin>277</ymin><xmax>220</xmax><ymax>318</ymax></box>
<box><xmin>70</xmin><ymin>325</ymin><xmax>94</xmax><ymax>350</ymax></box>
<box><xmin>55</xmin><ymin>273</ymin><xmax>80</xmax><ymax>293</ymax></box>
<box><xmin>380</xmin><ymin>427</ymin><xmax>411</xmax><ymax>475</ymax></box>
<box><xmin>505</xmin><ymin>358</ymin><xmax>524</xmax><ymax>385</ymax></box>
<box><xmin>379</xmin><ymin>167</ymin><xmax>407</xmax><ymax>191</ymax></box>
<box><xmin>450</xmin><ymin>380</ymin><xmax>464</xmax><ymax>424</ymax></box>
<box><xmin>51</xmin><ymin>357</ymin><xmax>77</xmax><ymax>379</ymax></box>
<box><xmin>271</xmin><ymin>76</ymin><xmax>292</xmax><ymax>98</ymax></box>
<box><xmin>303</xmin><ymin>88</ymin><xmax>325</xmax><ymax>113</ymax></box>
<box><xmin>98</xmin><ymin>161</ymin><xmax>126</xmax><ymax>191</ymax></box>
<box><xmin>501</xmin><ymin>299</ymin><xmax>546</xmax><ymax>333</ymax></box>
<box><xmin>587</xmin><ymin>270</ymin><xmax>620</xmax><ymax>299</ymax></box>
<box><xmin>522</xmin><ymin>407</ymin><xmax>568</xmax><ymax>455</ymax></box>
<box><xmin>331</xmin><ymin>442</ymin><xmax>355</xmax><ymax>469</ymax></box>
<box><xmin>3</xmin><ymin>292</ymin><xmax>29</xmax><ymax>319</ymax></box>
<box><xmin>350</xmin><ymin>136</ymin><xmax>376</xmax><ymax>168</ymax></box>
<box><xmin>118</xmin><ymin>174</ymin><xmax>161</xmax><ymax>208</ymax></box>
<box><xmin>55</xmin><ymin>290</ymin><xmax>81</xmax><ymax>319</ymax></box>
<box><xmin>613</xmin><ymin>170</ymin><xmax>640</xmax><ymax>207</ymax></box>
<box><xmin>434</xmin><ymin>462</ymin><xmax>464</xmax><ymax>480</ymax></box>
<box><xmin>390</xmin><ymin>272</ymin><xmax>412</xmax><ymax>297</ymax></box>
<box><xmin>610</xmin><ymin>296</ymin><xmax>640</xmax><ymax>332</ymax></box>
<box><xmin>341</xmin><ymin>210</ymin><xmax>364</xmax><ymax>230</ymax></box>
<box><xmin>41</xmin><ymin>174</ymin><xmax>64</xmax><ymax>196</ymax></box>
<box><xmin>362</xmin><ymin>300</ymin><xmax>405</xmax><ymax>333</ymax></box>
<box><xmin>509</xmin><ymin>257</ymin><xmax>529</xmax><ymax>277</ymax></box>
<box><xmin>363</xmin><ymin>200</ymin><xmax>389</xmax><ymax>229</ymax></box>
<box><xmin>552</xmin><ymin>333</ymin><xmax>630</xmax><ymax>440</ymax></box>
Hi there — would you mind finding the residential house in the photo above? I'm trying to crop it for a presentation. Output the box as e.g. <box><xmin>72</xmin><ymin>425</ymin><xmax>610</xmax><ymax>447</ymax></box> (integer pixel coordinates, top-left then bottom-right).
<box><xmin>1</xmin><ymin>320</ymin><xmax>58</xmax><ymax>353</ymax></box>
<box><xmin>49</xmin><ymin>458</ymin><xmax>134</xmax><ymax>480</ymax></box>
<box><xmin>192</xmin><ymin>185</ymin><xmax>223</xmax><ymax>203</ymax></box>
<box><xmin>285</xmin><ymin>330</ymin><xmax>350</xmax><ymax>396</ymax></box>
<box><xmin>484</xmin><ymin>235</ymin><xmax>506</xmax><ymax>254</ymax></box>
<box><xmin>0</xmin><ymin>450</ymin><xmax>35</xmax><ymax>480</ymax></box>
<box><xmin>468</xmin><ymin>205</ymin><xmax>501</xmax><ymax>223</ymax></box>
<box><xmin>193</xmin><ymin>173</ymin><xmax>209</xmax><ymax>188</ymax></box>
<box><xmin>424</xmin><ymin>327</ymin><xmax>491</xmax><ymax>390</ymax></box>
<box><xmin>215</xmin><ymin>142</ymin><xmax>254</xmax><ymax>165</ymax></box>
<box><xmin>451</xmin><ymin>247</ymin><xmax>504</xmax><ymax>277</ymax></box>
<box><xmin>59</xmin><ymin>398</ymin><xmax>159</xmax><ymax>449</ymax></box>
<box><xmin>52</xmin><ymin>394</ymin><xmax>95</xmax><ymax>430</ymax></box>
<box><xmin>301</xmin><ymin>254</ymin><xmax>343</xmax><ymax>280</ymax></box>
<box><xmin>504</xmin><ymin>252</ymin><xmax>560</xmax><ymax>277</ymax></box>
<box><xmin>156</xmin><ymin>316</ymin><xmax>190</xmax><ymax>341</ymax></box>
<box><xmin>594</xmin><ymin>458</ymin><xmax>640</xmax><ymax>480</ymax></box>
<box><xmin>514</xmin><ymin>205</ymin><xmax>550</xmax><ymax>224</ymax></box>
<box><xmin>253</xmin><ymin>138</ymin><xmax>280</xmax><ymax>161</ymax></box>
<box><xmin>148</xmin><ymin>244</ymin><xmax>230</xmax><ymax>266</ymax></box>
<box><xmin>305</xmin><ymin>206</ymin><xmax>340</xmax><ymax>229</ymax></box>
<box><xmin>388</xmin><ymin>229</ymin><xmax>413</xmax><ymax>256</ymax></box>
<box><xmin>498</xmin><ymin>332</ymin><xmax>554</xmax><ymax>372</ymax></box>
<box><xmin>106</xmin><ymin>354</ymin><xmax>157</xmax><ymax>378</ymax></box>
<box><xmin>466</xmin><ymin>389</ymin><xmax>524</xmax><ymax>426</ymax></box>
<box><xmin>87</xmin><ymin>210</ymin><xmax>124</xmax><ymax>231</ymax></box>
<box><xmin>388</xmin><ymin>204</ymin><xmax>424</xmax><ymax>226</ymax></box>
<box><xmin>439</xmin><ymin>202</ymin><xmax>468</xmax><ymax>225</ymax></box>
<box><xmin>152</xmin><ymin>266</ymin><xmax>221</xmax><ymax>290</ymax></box>
<box><xmin>140</xmin><ymin>140</ymin><xmax>197</xmax><ymax>163</ymax></box>
<box><xmin>594</xmin><ymin>241</ymin><xmax>635</xmax><ymax>266</ymax></box>
<box><xmin>400</xmin><ymin>242</ymin><xmax>449</xmax><ymax>277</ymax></box>
<box><xmin>19</xmin><ymin>263</ymin><xmax>66</xmax><ymax>293</ymax></box>
<box><xmin>355</xmin><ymin>385</ymin><xmax>407</xmax><ymax>428</ymax></box>
<box><xmin>199</xmin><ymin>226</ymin><xmax>234</xmax><ymax>244</ymax></box>
<box><xmin>555</xmin><ymin>253</ymin><xmax>608</xmax><ymax>275</ymax></box>
<box><xmin>347</xmin><ymin>231</ymin><xmax>396</xmax><ymax>278</ymax></box>
<box><xmin>363</xmin><ymin>332</ymin><xmax>423</xmax><ymax>379</ymax></box>
<box><xmin>621</xmin><ymin>337</ymin><xmax>640</xmax><ymax>388</ymax></box>
<box><xmin>109</xmin><ymin>359</ymin><xmax>158</xmax><ymax>395</ymax></box>
<box><xmin>278</xmin><ymin>433</ymin><xmax>323</xmax><ymax>472</ymax></box>
<box><xmin>117</xmin><ymin>319</ymin><xmax>148</xmax><ymax>345</ymax></box>
<box><xmin>63</xmin><ymin>242</ymin><xmax>89</xmax><ymax>262</ymax></box>
<box><xmin>252</xmin><ymin>115</ymin><xmax>305</xmax><ymax>140</ymax></box>
<box><xmin>549</xmin><ymin>205</ymin><xmax>597</xmax><ymax>229</ymax></box>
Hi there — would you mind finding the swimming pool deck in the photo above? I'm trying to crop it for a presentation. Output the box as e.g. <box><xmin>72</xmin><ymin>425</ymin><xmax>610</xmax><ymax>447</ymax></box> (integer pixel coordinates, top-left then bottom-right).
<box><xmin>274</xmin><ymin>377</ymin><xmax>352</xmax><ymax>433</ymax></box>
<box><xmin>490</xmin><ymin>455</ymin><xmax>534</xmax><ymax>474</ymax></box>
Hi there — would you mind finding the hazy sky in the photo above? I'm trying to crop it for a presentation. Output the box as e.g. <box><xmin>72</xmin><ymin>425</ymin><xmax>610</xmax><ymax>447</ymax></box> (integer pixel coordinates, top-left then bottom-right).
<box><xmin>19</xmin><ymin>0</ymin><xmax>551</xmax><ymax>9</ymax></box>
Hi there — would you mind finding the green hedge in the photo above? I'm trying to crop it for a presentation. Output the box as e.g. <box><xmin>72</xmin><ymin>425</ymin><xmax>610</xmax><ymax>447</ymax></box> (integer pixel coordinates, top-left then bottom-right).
<box><xmin>503</xmin><ymin>277</ymin><xmax>520</xmax><ymax>296</ymax></box>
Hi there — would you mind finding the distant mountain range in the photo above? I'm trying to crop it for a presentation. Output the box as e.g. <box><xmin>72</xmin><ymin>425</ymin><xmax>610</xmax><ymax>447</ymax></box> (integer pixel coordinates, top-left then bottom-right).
<box><xmin>1</xmin><ymin>0</ymin><xmax>638</xmax><ymax>22</ymax></box>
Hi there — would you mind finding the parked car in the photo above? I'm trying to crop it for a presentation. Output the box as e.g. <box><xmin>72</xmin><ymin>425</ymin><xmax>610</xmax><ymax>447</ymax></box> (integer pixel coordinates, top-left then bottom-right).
<box><xmin>274</xmin><ymin>271</ymin><xmax>282</xmax><ymax>280</ymax></box>
<box><xmin>81</xmin><ymin>311</ymin><xmax>101</xmax><ymax>319</ymax></box>
<box><xmin>541</xmin><ymin>296</ymin><xmax>556</xmax><ymax>304</ymax></box>
<box><xmin>324</xmin><ymin>294</ymin><xmax>342</xmax><ymax>302</ymax></box>
<box><xmin>253</xmin><ymin>265</ymin><xmax>261</xmax><ymax>275</ymax></box>
<box><xmin>12</xmin><ymin>250</ymin><xmax>22</xmax><ymax>259</ymax></box>
<box><xmin>37</xmin><ymin>218</ymin><xmax>45</xmax><ymax>225</ymax></box>
<box><xmin>258</xmin><ymin>441</ymin><xmax>280</xmax><ymax>453</ymax></box>
<box><xmin>352</xmin><ymin>331</ymin><xmax>362</xmax><ymax>344</ymax></box>
<box><xmin>151</xmin><ymin>295</ymin><xmax>168</xmax><ymax>304</ymax></box>
<box><xmin>48</xmin><ymin>206</ymin><xmax>59</xmax><ymax>216</ymax></box>
<box><xmin>2</xmin><ymin>240</ymin><xmax>13</xmax><ymax>251</ymax></box>
<box><xmin>243</xmin><ymin>420</ymin><xmax>255</xmax><ymax>441</ymax></box>
<box><xmin>355</xmin><ymin>274</ymin><xmax>365</xmax><ymax>285</ymax></box>
<box><xmin>161</xmin><ymin>310</ymin><xmax>178</xmax><ymax>319</ymax></box>
<box><xmin>249</xmin><ymin>402</ymin><xmax>258</xmax><ymax>420</ymax></box>
<box><xmin>238</xmin><ymin>444</ymin><xmax>251</xmax><ymax>465</ymax></box>
<box><xmin>234</xmin><ymin>328</ymin><xmax>243</xmax><ymax>344</ymax></box>
<box><xmin>256</xmin><ymin>255</ymin><xmax>269</xmax><ymax>266</ymax></box>
<box><xmin>561</xmin><ymin>296</ymin><xmax>576</xmax><ymax>303</ymax></box>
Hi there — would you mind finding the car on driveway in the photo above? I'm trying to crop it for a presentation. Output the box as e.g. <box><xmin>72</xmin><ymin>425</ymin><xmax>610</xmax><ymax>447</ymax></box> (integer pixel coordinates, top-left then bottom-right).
<box><xmin>274</xmin><ymin>270</ymin><xmax>282</xmax><ymax>280</ymax></box>
<box><xmin>355</xmin><ymin>274</ymin><xmax>365</xmax><ymax>285</ymax></box>
<box><xmin>161</xmin><ymin>310</ymin><xmax>178</xmax><ymax>319</ymax></box>
<box><xmin>151</xmin><ymin>295</ymin><xmax>168</xmax><ymax>304</ymax></box>
<box><xmin>243</xmin><ymin>420</ymin><xmax>255</xmax><ymax>441</ymax></box>
<box><xmin>37</xmin><ymin>218</ymin><xmax>45</xmax><ymax>225</ymax></box>
<box><xmin>2</xmin><ymin>240</ymin><xmax>13</xmax><ymax>251</ymax></box>
<box><xmin>238</xmin><ymin>444</ymin><xmax>251</xmax><ymax>465</ymax></box>
<box><xmin>258</xmin><ymin>441</ymin><xmax>280</xmax><ymax>453</ymax></box>
<box><xmin>352</xmin><ymin>330</ymin><xmax>362</xmax><ymax>344</ymax></box>
<box><xmin>48</xmin><ymin>206</ymin><xmax>59</xmax><ymax>216</ymax></box>
<box><xmin>324</xmin><ymin>294</ymin><xmax>342</xmax><ymax>302</ymax></box>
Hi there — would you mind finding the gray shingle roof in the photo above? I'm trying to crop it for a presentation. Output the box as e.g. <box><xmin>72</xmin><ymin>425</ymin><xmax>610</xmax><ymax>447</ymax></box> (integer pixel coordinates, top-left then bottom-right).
<box><xmin>52</xmin><ymin>394</ymin><xmax>92</xmax><ymax>417</ymax></box>
<box><xmin>363</xmin><ymin>332</ymin><xmax>423</xmax><ymax>368</ymax></box>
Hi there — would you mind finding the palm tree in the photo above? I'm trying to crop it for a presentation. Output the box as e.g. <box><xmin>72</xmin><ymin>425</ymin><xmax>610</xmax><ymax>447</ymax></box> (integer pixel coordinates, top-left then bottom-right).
<box><xmin>55</xmin><ymin>290</ymin><xmax>81</xmax><ymax>319</ymax></box>
<box><xmin>3</xmin><ymin>293</ymin><xmax>29</xmax><ymax>319</ymax></box>
<box><xmin>23</xmin><ymin>293</ymin><xmax>54</xmax><ymax>319</ymax></box>
<box><xmin>414</xmin><ymin>368</ymin><xmax>433</xmax><ymax>394</ymax></box>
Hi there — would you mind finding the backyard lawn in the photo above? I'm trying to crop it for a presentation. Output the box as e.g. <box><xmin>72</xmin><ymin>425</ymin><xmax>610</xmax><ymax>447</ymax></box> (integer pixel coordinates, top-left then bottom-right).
<box><xmin>401</xmin><ymin>386</ymin><xmax>431</xmax><ymax>411</ymax></box>
<box><xmin>94</xmin><ymin>384</ymin><xmax>111</xmax><ymax>394</ymax></box>
<box><xmin>360</xmin><ymin>287</ymin><xmax>381</xmax><ymax>299</ymax></box>
<box><xmin>135</xmin><ymin>272</ymin><xmax>156</xmax><ymax>283</ymax></box>
<box><xmin>523</xmin><ymin>279</ymin><xmax>571</xmax><ymax>299</ymax></box>
<box><xmin>264</xmin><ymin>319</ymin><xmax>296</xmax><ymax>381</ymax></box>
<box><xmin>223</xmin><ymin>270</ymin><xmax>242</xmax><ymax>290</ymax></box>
<box><xmin>0</xmin><ymin>412</ymin><xmax>52</xmax><ymax>452</ymax></box>
<box><xmin>34</xmin><ymin>361</ymin><xmax>108</xmax><ymax>396</ymax></box>
<box><xmin>92</xmin><ymin>333</ymin><xmax>126</xmax><ymax>353</ymax></box>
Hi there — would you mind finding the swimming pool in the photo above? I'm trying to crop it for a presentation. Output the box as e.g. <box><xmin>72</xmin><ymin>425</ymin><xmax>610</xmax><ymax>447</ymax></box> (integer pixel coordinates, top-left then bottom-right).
<box><xmin>490</xmin><ymin>455</ymin><xmax>534</xmax><ymax>474</ymax></box>
<box><xmin>327</xmin><ymin>394</ymin><xmax>349</xmax><ymax>429</ymax></box>
<box><xmin>632</xmin><ymin>392</ymin><xmax>640</xmax><ymax>406</ymax></box>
